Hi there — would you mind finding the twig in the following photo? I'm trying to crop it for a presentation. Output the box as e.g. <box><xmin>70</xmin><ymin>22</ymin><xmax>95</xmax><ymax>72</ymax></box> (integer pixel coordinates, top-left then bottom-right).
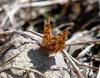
<box><xmin>0</xmin><ymin>66</ymin><xmax>12</xmax><ymax>73</ymax></box>
<box><xmin>0</xmin><ymin>44</ymin><xmax>14</xmax><ymax>59</ymax></box>
<box><xmin>76</xmin><ymin>44</ymin><xmax>94</xmax><ymax>59</ymax></box>
<box><xmin>0</xmin><ymin>66</ymin><xmax>46</xmax><ymax>78</ymax></box>
<box><xmin>0</xmin><ymin>7</ymin><xmax>3</xmax><ymax>12</ymax></box>
<box><xmin>1</xmin><ymin>0</ymin><xmax>69</xmax><ymax>29</ymax></box>
<box><xmin>3</xmin><ymin>4</ymin><xmax>19</xmax><ymax>28</ymax></box>
<box><xmin>53</xmin><ymin>22</ymin><xmax>74</xmax><ymax>33</ymax></box>
<box><xmin>13</xmin><ymin>31</ymin><xmax>42</xmax><ymax>45</ymax></box>
<box><xmin>1</xmin><ymin>42</ymin><xmax>29</xmax><ymax>67</ymax></box>
<box><xmin>19</xmin><ymin>0</ymin><xmax>69</xmax><ymax>8</ymax></box>
<box><xmin>84</xmin><ymin>25</ymin><xmax>100</xmax><ymax>35</ymax></box>
<box><xmin>81</xmin><ymin>19</ymin><xmax>99</xmax><ymax>30</ymax></box>
<box><xmin>27</xmin><ymin>30</ymin><xmax>42</xmax><ymax>37</ymax></box>
<box><xmin>63</xmin><ymin>50</ymin><xmax>85</xmax><ymax>78</ymax></box>
<box><xmin>12</xmin><ymin>66</ymin><xmax>46</xmax><ymax>78</ymax></box>
<box><xmin>66</xmin><ymin>25</ymin><xmax>100</xmax><ymax>44</ymax></box>
<box><xmin>55</xmin><ymin>22</ymin><xmax>74</xmax><ymax>29</ymax></box>
<box><xmin>63</xmin><ymin>50</ymin><xmax>98</xmax><ymax>70</ymax></box>
<box><xmin>97</xmin><ymin>66</ymin><xmax>100</xmax><ymax>78</ymax></box>
<box><xmin>0</xmin><ymin>31</ymin><xmax>42</xmax><ymax>46</ymax></box>
<box><xmin>1</xmin><ymin>16</ymin><xmax>9</xmax><ymax>28</ymax></box>
<box><xmin>66</xmin><ymin>39</ymin><xmax>100</xmax><ymax>45</ymax></box>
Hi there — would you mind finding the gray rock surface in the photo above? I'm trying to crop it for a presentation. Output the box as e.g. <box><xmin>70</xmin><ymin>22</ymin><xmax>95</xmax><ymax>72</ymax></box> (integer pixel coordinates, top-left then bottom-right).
<box><xmin>0</xmin><ymin>31</ymin><xmax>70</xmax><ymax>78</ymax></box>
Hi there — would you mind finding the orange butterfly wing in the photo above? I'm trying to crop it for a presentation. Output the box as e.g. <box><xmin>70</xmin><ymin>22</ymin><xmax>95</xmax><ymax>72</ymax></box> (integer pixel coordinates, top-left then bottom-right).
<box><xmin>42</xmin><ymin>19</ymin><xmax>52</xmax><ymax>46</ymax></box>
<box><xmin>54</xmin><ymin>31</ymin><xmax>68</xmax><ymax>52</ymax></box>
<box><xmin>41</xmin><ymin>19</ymin><xmax>69</xmax><ymax>55</ymax></box>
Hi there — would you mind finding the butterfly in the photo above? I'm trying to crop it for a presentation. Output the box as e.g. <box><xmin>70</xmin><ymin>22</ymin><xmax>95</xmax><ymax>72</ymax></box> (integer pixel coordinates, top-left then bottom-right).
<box><xmin>40</xmin><ymin>19</ymin><xmax>69</xmax><ymax>55</ymax></box>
